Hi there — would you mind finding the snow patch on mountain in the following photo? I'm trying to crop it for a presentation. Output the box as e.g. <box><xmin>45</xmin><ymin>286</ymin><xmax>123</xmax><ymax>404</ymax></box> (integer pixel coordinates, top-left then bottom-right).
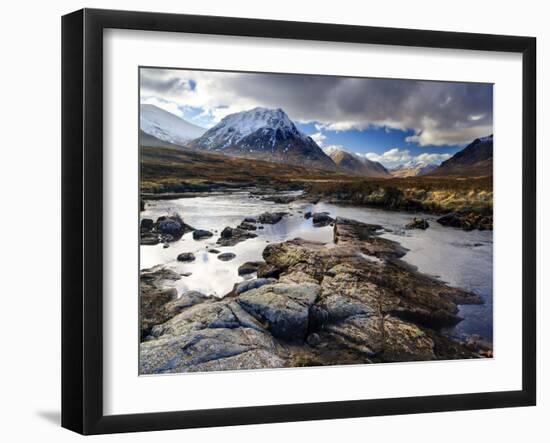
<box><xmin>140</xmin><ymin>104</ymin><xmax>206</xmax><ymax>146</ymax></box>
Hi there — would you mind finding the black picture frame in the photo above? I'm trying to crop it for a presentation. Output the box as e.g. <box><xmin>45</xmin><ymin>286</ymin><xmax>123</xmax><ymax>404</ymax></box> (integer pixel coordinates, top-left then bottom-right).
<box><xmin>61</xmin><ymin>8</ymin><xmax>537</xmax><ymax>435</ymax></box>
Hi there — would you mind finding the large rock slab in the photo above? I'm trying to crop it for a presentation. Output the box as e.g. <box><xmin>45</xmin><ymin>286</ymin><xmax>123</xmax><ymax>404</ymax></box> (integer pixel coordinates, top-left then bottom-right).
<box><xmin>237</xmin><ymin>283</ymin><xmax>320</xmax><ymax>341</ymax></box>
<box><xmin>140</xmin><ymin>299</ymin><xmax>285</xmax><ymax>374</ymax></box>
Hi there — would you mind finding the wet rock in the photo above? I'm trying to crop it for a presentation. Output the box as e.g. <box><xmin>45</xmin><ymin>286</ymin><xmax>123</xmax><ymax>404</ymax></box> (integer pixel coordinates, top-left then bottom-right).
<box><xmin>217</xmin><ymin>252</ymin><xmax>236</xmax><ymax>261</ymax></box>
<box><xmin>140</xmin><ymin>288</ymin><xmax>177</xmax><ymax>340</ymax></box>
<box><xmin>180</xmin><ymin>272</ymin><xmax>192</xmax><ymax>277</ymax></box>
<box><xmin>306</xmin><ymin>333</ymin><xmax>321</xmax><ymax>347</ymax></box>
<box><xmin>192</xmin><ymin>229</ymin><xmax>213</xmax><ymax>240</ymax></box>
<box><xmin>238</xmin><ymin>283</ymin><xmax>320</xmax><ymax>341</ymax></box>
<box><xmin>238</xmin><ymin>221</ymin><xmax>257</xmax><ymax>231</ymax></box>
<box><xmin>162</xmin><ymin>243</ymin><xmax>170</xmax><ymax>248</ymax></box>
<box><xmin>304</xmin><ymin>211</ymin><xmax>312</xmax><ymax>219</ymax></box>
<box><xmin>464</xmin><ymin>334</ymin><xmax>493</xmax><ymax>357</ymax></box>
<box><xmin>207</xmin><ymin>248</ymin><xmax>221</xmax><ymax>254</ymax></box>
<box><xmin>156</xmin><ymin>214</ymin><xmax>194</xmax><ymax>239</ymax></box>
<box><xmin>261</xmin><ymin>195</ymin><xmax>296</xmax><ymax>204</ymax></box>
<box><xmin>311</xmin><ymin>212</ymin><xmax>334</xmax><ymax>227</ymax></box>
<box><xmin>256</xmin><ymin>263</ymin><xmax>283</xmax><ymax>279</ymax></box>
<box><xmin>141</xmin><ymin>214</ymin><xmax>195</xmax><ymax>245</ymax></box>
<box><xmin>234</xmin><ymin>278</ymin><xmax>275</xmax><ymax>295</ymax></box>
<box><xmin>139</xmin><ymin>266</ymin><xmax>182</xmax><ymax>339</ymax></box>
<box><xmin>216</xmin><ymin>226</ymin><xmax>257</xmax><ymax>246</ymax></box>
<box><xmin>405</xmin><ymin>217</ymin><xmax>430</xmax><ymax>230</ymax></box>
<box><xmin>437</xmin><ymin>212</ymin><xmax>493</xmax><ymax>231</ymax></box>
<box><xmin>139</xmin><ymin>300</ymin><xmax>284</xmax><ymax>374</ymax></box>
<box><xmin>243</xmin><ymin>217</ymin><xmax>257</xmax><ymax>223</ymax></box>
<box><xmin>258</xmin><ymin>211</ymin><xmax>287</xmax><ymax>224</ymax></box>
<box><xmin>238</xmin><ymin>261</ymin><xmax>265</xmax><ymax>276</ymax></box>
<box><xmin>140</xmin><ymin>218</ymin><xmax>154</xmax><ymax>232</ymax></box>
<box><xmin>177</xmin><ymin>252</ymin><xmax>196</xmax><ymax>262</ymax></box>
<box><xmin>258</xmin><ymin>217</ymin><xmax>481</xmax><ymax>361</ymax></box>
<box><xmin>140</xmin><ymin>232</ymin><xmax>161</xmax><ymax>246</ymax></box>
<box><xmin>162</xmin><ymin>291</ymin><xmax>211</xmax><ymax>318</ymax></box>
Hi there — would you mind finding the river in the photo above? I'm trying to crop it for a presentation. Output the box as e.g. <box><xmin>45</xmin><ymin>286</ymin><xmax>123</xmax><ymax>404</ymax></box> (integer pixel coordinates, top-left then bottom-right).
<box><xmin>140</xmin><ymin>190</ymin><xmax>493</xmax><ymax>342</ymax></box>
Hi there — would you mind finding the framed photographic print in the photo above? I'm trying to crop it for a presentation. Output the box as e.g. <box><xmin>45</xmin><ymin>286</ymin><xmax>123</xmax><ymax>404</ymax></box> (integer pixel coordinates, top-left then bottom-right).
<box><xmin>61</xmin><ymin>8</ymin><xmax>536</xmax><ymax>434</ymax></box>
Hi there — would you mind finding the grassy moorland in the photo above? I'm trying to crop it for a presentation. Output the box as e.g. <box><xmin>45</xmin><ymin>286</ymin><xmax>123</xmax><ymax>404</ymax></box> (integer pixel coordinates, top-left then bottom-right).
<box><xmin>140</xmin><ymin>145</ymin><xmax>492</xmax><ymax>217</ymax></box>
<box><xmin>140</xmin><ymin>145</ymin><xmax>353</xmax><ymax>192</ymax></box>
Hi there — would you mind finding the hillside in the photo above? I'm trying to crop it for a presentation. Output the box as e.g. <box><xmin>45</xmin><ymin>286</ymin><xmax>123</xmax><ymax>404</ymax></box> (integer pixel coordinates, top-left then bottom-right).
<box><xmin>327</xmin><ymin>147</ymin><xmax>391</xmax><ymax>178</ymax></box>
<box><xmin>428</xmin><ymin>135</ymin><xmax>493</xmax><ymax>177</ymax></box>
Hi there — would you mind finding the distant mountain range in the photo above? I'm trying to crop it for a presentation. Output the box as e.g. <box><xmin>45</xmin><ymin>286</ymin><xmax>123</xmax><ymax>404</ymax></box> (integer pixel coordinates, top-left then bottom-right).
<box><xmin>139</xmin><ymin>104</ymin><xmax>493</xmax><ymax>179</ymax></box>
<box><xmin>390</xmin><ymin>162</ymin><xmax>438</xmax><ymax>178</ymax></box>
<box><xmin>324</xmin><ymin>146</ymin><xmax>391</xmax><ymax>178</ymax></box>
<box><xmin>140</xmin><ymin>104</ymin><xmax>206</xmax><ymax>146</ymax></box>
<box><xmin>428</xmin><ymin>135</ymin><xmax>493</xmax><ymax>177</ymax></box>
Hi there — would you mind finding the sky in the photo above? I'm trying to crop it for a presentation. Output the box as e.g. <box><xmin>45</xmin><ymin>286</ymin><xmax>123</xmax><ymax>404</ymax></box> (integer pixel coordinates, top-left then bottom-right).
<box><xmin>140</xmin><ymin>68</ymin><xmax>493</xmax><ymax>168</ymax></box>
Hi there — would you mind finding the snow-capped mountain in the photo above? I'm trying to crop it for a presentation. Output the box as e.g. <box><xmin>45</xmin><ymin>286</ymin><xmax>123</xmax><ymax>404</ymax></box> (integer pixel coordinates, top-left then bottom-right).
<box><xmin>324</xmin><ymin>146</ymin><xmax>391</xmax><ymax>178</ymax></box>
<box><xmin>428</xmin><ymin>135</ymin><xmax>493</xmax><ymax>177</ymax></box>
<box><xmin>390</xmin><ymin>162</ymin><xmax>438</xmax><ymax>178</ymax></box>
<box><xmin>187</xmin><ymin>107</ymin><xmax>336</xmax><ymax>170</ymax></box>
<box><xmin>140</xmin><ymin>104</ymin><xmax>206</xmax><ymax>146</ymax></box>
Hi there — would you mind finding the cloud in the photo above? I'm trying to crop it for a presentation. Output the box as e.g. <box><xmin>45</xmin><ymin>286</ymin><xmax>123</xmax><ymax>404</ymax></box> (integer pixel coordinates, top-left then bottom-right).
<box><xmin>363</xmin><ymin>148</ymin><xmax>450</xmax><ymax>168</ymax></box>
<box><xmin>365</xmin><ymin>148</ymin><xmax>412</xmax><ymax>166</ymax></box>
<box><xmin>414</xmin><ymin>152</ymin><xmax>452</xmax><ymax>164</ymax></box>
<box><xmin>141</xmin><ymin>96</ymin><xmax>185</xmax><ymax>118</ymax></box>
<box><xmin>322</xmin><ymin>144</ymin><xmax>347</xmax><ymax>156</ymax></box>
<box><xmin>311</xmin><ymin>132</ymin><xmax>327</xmax><ymax>146</ymax></box>
<box><xmin>140</xmin><ymin>68</ymin><xmax>493</xmax><ymax>145</ymax></box>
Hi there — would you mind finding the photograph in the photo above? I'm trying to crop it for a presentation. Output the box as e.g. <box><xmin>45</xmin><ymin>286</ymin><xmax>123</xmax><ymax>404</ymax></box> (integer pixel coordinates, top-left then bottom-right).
<box><xmin>138</xmin><ymin>68</ymin><xmax>494</xmax><ymax>375</ymax></box>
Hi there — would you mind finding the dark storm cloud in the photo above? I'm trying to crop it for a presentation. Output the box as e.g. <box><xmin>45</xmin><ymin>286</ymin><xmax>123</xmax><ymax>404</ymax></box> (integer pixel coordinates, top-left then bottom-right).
<box><xmin>140</xmin><ymin>69</ymin><xmax>194</xmax><ymax>95</ymax></box>
<box><xmin>140</xmin><ymin>68</ymin><xmax>493</xmax><ymax>146</ymax></box>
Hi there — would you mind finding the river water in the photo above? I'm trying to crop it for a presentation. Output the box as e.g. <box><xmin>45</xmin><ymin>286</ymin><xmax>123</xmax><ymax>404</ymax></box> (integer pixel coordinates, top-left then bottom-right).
<box><xmin>140</xmin><ymin>191</ymin><xmax>493</xmax><ymax>342</ymax></box>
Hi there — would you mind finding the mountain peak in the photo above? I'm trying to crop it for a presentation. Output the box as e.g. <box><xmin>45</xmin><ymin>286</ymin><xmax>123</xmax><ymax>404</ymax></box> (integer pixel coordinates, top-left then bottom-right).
<box><xmin>427</xmin><ymin>135</ymin><xmax>493</xmax><ymax>177</ymax></box>
<box><xmin>326</xmin><ymin>146</ymin><xmax>391</xmax><ymax>178</ymax></box>
<box><xmin>187</xmin><ymin>107</ymin><xmax>336</xmax><ymax>170</ymax></box>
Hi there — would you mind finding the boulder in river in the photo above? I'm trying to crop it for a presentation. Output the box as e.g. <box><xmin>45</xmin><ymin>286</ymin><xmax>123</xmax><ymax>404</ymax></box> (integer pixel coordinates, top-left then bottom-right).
<box><xmin>192</xmin><ymin>229</ymin><xmax>213</xmax><ymax>240</ymax></box>
<box><xmin>177</xmin><ymin>252</ymin><xmax>196</xmax><ymax>262</ymax></box>
<box><xmin>140</xmin><ymin>213</ymin><xmax>195</xmax><ymax>245</ymax></box>
<box><xmin>156</xmin><ymin>214</ymin><xmax>194</xmax><ymax>239</ymax></box>
<box><xmin>311</xmin><ymin>212</ymin><xmax>334</xmax><ymax>227</ymax></box>
<box><xmin>258</xmin><ymin>211</ymin><xmax>287</xmax><ymax>224</ymax></box>
<box><xmin>216</xmin><ymin>226</ymin><xmax>257</xmax><ymax>246</ymax></box>
<box><xmin>238</xmin><ymin>221</ymin><xmax>257</xmax><ymax>231</ymax></box>
<box><xmin>217</xmin><ymin>252</ymin><xmax>236</xmax><ymax>261</ymax></box>
<box><xmin>405</xmin><ymin>217</ymin><xmax>430</xmax><ymax>230</ymax></box>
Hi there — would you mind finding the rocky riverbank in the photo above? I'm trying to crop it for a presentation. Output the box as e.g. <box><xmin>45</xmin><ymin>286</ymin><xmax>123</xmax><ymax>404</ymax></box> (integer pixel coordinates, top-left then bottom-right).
<box><xmin>139</xmin><ymin>216</ymin><xmax>487</xmax><ymax>374</ymax></box>
<box><xmin>304</xmin><ymin>179</ymin><xmax>493</xmax><ymax>231</ymax></box>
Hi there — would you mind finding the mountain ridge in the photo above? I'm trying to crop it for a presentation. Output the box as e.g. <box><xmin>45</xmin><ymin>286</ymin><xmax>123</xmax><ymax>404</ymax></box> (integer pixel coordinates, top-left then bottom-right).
<box><xmin>428</xmin><ymin>135</ymin><xmax>493</xmax><ymax>177</ymax></box>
